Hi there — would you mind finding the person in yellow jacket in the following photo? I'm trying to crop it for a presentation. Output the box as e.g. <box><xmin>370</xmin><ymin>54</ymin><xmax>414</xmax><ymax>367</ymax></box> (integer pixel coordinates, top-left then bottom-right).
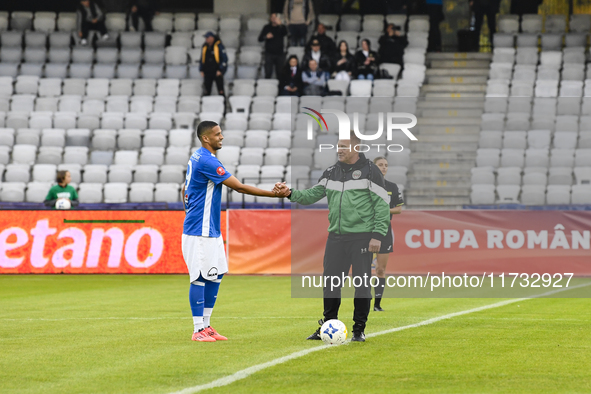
<box><xmin>200</xmin><ymin>32</ymin><xmax>229</xmax><ymax>96</ymax></box>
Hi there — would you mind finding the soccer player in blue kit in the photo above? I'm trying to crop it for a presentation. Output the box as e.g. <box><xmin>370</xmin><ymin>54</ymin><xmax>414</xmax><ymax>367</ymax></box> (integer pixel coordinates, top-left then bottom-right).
<box><xmin>181</xmin><ymin>121</ymin><xmax>285</xmax><ymax>342</ymax></box>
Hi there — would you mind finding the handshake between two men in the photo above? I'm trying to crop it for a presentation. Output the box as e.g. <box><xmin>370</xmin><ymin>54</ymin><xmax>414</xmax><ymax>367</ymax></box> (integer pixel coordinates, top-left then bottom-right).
<box><xmin>272</xmin><ymin>182</ymin><xmax>291</xmax><ymax>198</ymax></box>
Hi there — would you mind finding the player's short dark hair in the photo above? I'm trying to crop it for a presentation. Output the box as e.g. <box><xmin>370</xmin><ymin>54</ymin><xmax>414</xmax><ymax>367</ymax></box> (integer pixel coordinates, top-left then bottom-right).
<box><xmin>373</xmin><ymin>156</ymin><xmax>387</xmax><ymax>164</ymax></box>
<box><xmin>197</xmin><ymin>121</ymin><xmax>219</xmax><ymax>142</ymax></box>
<box><xmin>56</xmin><ymin>170</ymin><xmax>68</xmax><ymax>184</ymax></box>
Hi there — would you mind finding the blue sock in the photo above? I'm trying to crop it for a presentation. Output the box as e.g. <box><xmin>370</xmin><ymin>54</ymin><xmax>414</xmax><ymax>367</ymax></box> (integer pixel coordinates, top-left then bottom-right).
<box><xmin>189</xmin><ymin>281</ymin><xmax>205</xmax><ymax>332</ymax></box>
<box><xmin>203</xmin><ymin>274</ymin><xmax>223</xmax><ymax>327</ymax></box>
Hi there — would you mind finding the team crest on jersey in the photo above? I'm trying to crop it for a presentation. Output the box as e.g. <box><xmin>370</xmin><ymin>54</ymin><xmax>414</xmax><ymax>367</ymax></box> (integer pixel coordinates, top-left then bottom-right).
<box><xmin>216</xmin><ymin>166</ymin><xmax>225</xmax><ymax>176</ymax></box>
<box><xmin>352</xmin><ymin>170</ymin><xmax>362</xmax><ymax>179</ymax></box>
<box><xmin>207</xmin><ymin>268</ymin><xmax>218</xmax><ymax>277</ymax></box>
<box><xmin>184</xmin><ymin>194</ymin><xmax>188</xmax><ymax>204</ymax></box>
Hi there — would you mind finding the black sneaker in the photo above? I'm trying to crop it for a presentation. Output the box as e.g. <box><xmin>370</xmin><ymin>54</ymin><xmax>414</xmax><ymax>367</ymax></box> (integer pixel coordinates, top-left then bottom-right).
<box><xmin>351</xmin><ymin>331</ymin><xmax>366</xmax><ymax>342</ymax></box>
<box><xmin>373</xmin><ymin>305</ymin><xmax>384</xmax><ymax>312</ymax></box>
<box><xmin>306</xmin><ymin>319</ymin><xmax>324</xmax><ymax>340</ymax></box>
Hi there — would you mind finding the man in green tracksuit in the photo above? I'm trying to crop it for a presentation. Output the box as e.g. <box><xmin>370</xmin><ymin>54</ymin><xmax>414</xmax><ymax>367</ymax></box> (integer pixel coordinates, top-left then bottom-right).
<box><xmin>274</xmin><ymin>132</ymin><xmax>391</xmax><ymax>342</ymax></box>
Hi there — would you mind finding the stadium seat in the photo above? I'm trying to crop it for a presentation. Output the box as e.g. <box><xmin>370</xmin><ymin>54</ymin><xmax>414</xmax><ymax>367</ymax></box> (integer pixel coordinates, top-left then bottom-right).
<box><xmin>37</xmin><ymin>146</ymin><xmax>63</xmax><ymax>164</ymax></box>
<box><xmin>11</xmin><ymin>144</ymin><xmax>37</xmax><ymax>164</ymax></box>
<box><xmin>5</xmin><ymin>164</ymin><xmax>31</xmax><ymax>183</ymax></box>
<box><xmin>470</xmin><ymin>184</ymin><xmax>495</xmax><ymax>204</ymax></box>
<box><xmin>140</xmin><ymin>147</ymin><xmax>165</xmax><ymax>165</ymax></box>
<box><xmin>548</xmin><ymin>167</ymin><xmax>573</xmax><ymax>186</ymax></box>
<box><xmin>497</xmin><ymin>167</ymin><xmax>521</xmax><ymax>185</ymax></box>
<box><xmin>0</xmin><ymin>182</ymin><xmax>26</xmax><ymax>202</ymax></box>
<box><xmin>154</xmin><ymin>183</ymin><xmax>179</xmax><ymax>202</ymax></box>
<box><xmin>496</xmin><ymin>185</ymin><xmax>520</xmax><ymax>203</ymax></box>
<box><xmin>125</xmin><ymin>113</ymin><xmax>148</xmax><ymax>130</ymax></box>
<box><xmin>476</xmin><ymin>149</ymin><xmax>500</xmax><ymax>167</ymax></box>
<box><xmin>159</xmin><ymin>165</ymin><xmax>185</xmax><ymax>184</ymax></box>
<box><xmin>521</xmin><ymin>184</ymin><xmax>546</xmax><ymax>205</ymax></box>
<box><xmin>522</xmin><ymin>171</ymin><xmax>547</xmax><ymax>186</ymax></box>
<box><xmin>263</xmin><ymin>147</ymin><xmax>288</xmax><ymax>166</ymax></box>
<box><xmin>574</xmin><ymin>167</ymin><xmax>591</xmax><ymax>185</ymax></box>
<box><xmin>77</xmin><ymin>182</ymin><xmax>103</xmax><ymax>203</ymax></box>
<box><xmin>83</xmin><ymin>164</ymin><xmax>107</xmax><ymax>183</ymax></box>
<box><xmin>63</xmin><ymin>146</ymin><xmax>88</xmax><ymax>165</ymax></box>
<box><xmin>103</xmin><ymin>182</ymin><xmax>128</xmax><ymax>203</ymax></box>
<box><xmin>546</xmin><ymin>185</ymin><xmax>571</xmax><ymax>204</ymax></box>
<box><xmin>128</xmin><ymin>182</ymin><xmax>155</xmax><ymax>202</ymax></box>
<box><xmin>471</xmin><ymin>167</ymin><xmax>495</xmax><ymax>185</ymax></box>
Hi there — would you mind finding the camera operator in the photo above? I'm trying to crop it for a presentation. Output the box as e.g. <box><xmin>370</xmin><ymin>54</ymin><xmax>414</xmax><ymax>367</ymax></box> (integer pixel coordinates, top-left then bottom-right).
<box><xmin>378</xmin><ymin>23</ymin><xmax>408</xmax><ymax>67</ymax></box>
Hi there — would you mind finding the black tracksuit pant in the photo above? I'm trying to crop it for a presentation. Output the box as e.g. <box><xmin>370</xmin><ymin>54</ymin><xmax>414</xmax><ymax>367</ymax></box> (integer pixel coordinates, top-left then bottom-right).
<box><xmin>322</xmin><ymin>234</ymin><xmax>373</xmax><ymax>333</ymax></box>
<box><xmin>203</xmin><ymin>72</ymin><xmax>224</xmax><ymax>96</ymax></box>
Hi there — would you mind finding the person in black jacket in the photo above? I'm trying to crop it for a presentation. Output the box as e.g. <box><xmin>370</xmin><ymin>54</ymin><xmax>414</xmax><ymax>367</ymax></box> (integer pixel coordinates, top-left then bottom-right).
<box><xmin>129</xmin><ymin>0</ymin><xmax>159</xmax><ymax>32</ymax></box>
<box><xmin>331</xmin><ymin>40</ymin><xmax>355</xmax><ymax>80</ymax></box>
<box><xmin>280</xmin><ymin>55</ymin><xmax>303</xmax><ymax>96</ymax></box>
<box><xmin>306</xmin><ymin>23</ymin><xmax>336</xmax><ymax>57</ymax></box>
<box><xmin>259</xmin><ymin>14</ymin><xmax>289</xmax><ymax>79</ymax></box>
<box><xmin>200</xmin><ymin>32</ymin><xmax>228</xmax><ymax>96</ymax></box>
<box><xmin>302</xmin><ymin>38</ymin><xmax>332</xmax><ymax>71</ymax></box>
<box><xmin>77</xmin><ymin>0</ymin><xmax>108</xmax><ymax>45</ymax></box>
<box><xmin>378</xmin><ymin>23</ymin><xmax>408</xmax><ymax>66</ymax></box>
<box><xmin>355</xmin><ymin>39</ymin><xmax>379</xmax><ymax>80</ymax></box>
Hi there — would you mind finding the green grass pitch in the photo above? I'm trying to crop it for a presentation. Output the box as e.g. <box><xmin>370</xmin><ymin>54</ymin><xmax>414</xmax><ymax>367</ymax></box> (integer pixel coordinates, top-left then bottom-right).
<box><xmin>1</xmin><ymin>275</ymin><xmax>590</xmax><ymax>394</ymax></box>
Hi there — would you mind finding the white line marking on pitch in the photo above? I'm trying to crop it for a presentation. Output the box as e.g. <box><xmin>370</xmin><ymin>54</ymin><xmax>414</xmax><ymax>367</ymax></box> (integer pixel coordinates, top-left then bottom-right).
<box><xmin>168</xmin><ymin>282</ymin><xmax>591</xmax><ymax>394</ymax></box>
<box><xmin>0</xmin><ymin>317</ymin><xmax>313</xmax><ymax>322</ymax></box>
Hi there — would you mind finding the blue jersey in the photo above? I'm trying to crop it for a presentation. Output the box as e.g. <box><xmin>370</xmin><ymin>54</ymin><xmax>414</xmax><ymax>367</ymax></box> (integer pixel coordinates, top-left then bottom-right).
<box><xmin>183</xmin><ymin>147</ymin><xmax>232</xmax><ymax>237</ymax></box>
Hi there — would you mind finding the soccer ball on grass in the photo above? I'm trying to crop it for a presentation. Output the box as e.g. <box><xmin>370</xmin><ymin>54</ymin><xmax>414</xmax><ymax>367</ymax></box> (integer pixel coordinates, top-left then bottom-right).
<box><xmin>320</xmin><ymin>319</ymin><xmax>347</xmax><ymax>345</ymax></box>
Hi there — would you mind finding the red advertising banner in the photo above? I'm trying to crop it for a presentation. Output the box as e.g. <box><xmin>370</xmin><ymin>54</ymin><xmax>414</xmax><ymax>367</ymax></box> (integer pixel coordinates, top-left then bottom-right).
<box><xmin>227</xmin><ymin>210</ymin><xmax>291</xmax><ymax>274</ymax></box>
<box><xmin>291</xmin><ymin>210</ymin><xmax>591</xmax><ymax>275</ymax></box>
<box><xmin>2</xmin><ymin>210</ymin><xmax>590</xmax><ymax>275</ymax></box>
<box><xmin>0</xmin><ymin>211</ymin><xmax>226</xmax><ymax>274</ymax></box>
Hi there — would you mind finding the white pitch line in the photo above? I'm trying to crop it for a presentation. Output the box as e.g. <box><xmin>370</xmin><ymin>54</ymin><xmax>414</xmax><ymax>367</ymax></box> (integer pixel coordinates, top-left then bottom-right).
<box><xmin>168</xmin><ymin>282</ymin><xmax>591</xmax><ymax>394</ymax></box>
<box><xmin>0</xmin><ymin>316</ymin><xmax>314</xmax><ymax>322</ymax></box>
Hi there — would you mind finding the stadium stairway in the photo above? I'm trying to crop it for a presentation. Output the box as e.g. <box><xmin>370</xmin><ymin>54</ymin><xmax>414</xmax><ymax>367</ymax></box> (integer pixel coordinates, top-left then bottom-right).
<box><xmin>406</xmin><ymin>52</ymin><xmax>492</xmax><ymax>209</ymax></box>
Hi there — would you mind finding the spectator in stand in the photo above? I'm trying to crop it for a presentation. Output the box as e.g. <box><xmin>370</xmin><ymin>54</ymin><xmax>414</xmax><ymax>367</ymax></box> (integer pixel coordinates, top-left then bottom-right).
<box><xmin>354</xmin><ymin>39</ymin><xmax>379</xmax><ymax>80</ymax></box>
<box><xmin>280</xmin><ymin>55</ymin><xmax>303</xmax><ymax>96</ymax></box>
<box><xmin>302</xmin><ymin>59</ymin><xmax>330</xmax><ymax>96</ymax></box>
<box><xmin>307</xmin><ymin>23</ymin><xmax>336</xmax><ymax>56</ymax></box>
<box><xmin>284</xmin><ymin>0</ymin><xmax>315</xmax><ymax>46</ymax></box>
<box><xmin>425</xmin><ymin>0</ymin><xmax>444</xmax><ymax>52</ymax></box>
<box><xmin>378</xmin><ymin>23</ymin><xmax>408</xmax><ymax>67</ymax></box>
<box><xmin>471</xmin><ymin>0</ymin><xmax>501</xmax><ymax>49</ymax></box>
<box><xmin>129</xmin><ymin>0</ymin><xmax>159</xmax><ymax>32</ymax></box>
<box><xmin>77</xmin><ymin>0</ymin><xmax>109</xmax><ymax>45</ymax></box>
<box><xmin>331</xmin><ymin>40</ymin><xmax>355</xmax><ymax>81</ymax></box>
<box><xmin>200</xmin><ymin>32</ymin><xmax>228</xmax><ymax>96</ymax></box>
<box><xmin>44</xmin><ymin>171</ymin><xmax>79</xmax><ymax>209</ymax></box>
<box><xmin>259</xmin><ymin>13</ymin><xmax>289</xmax><ymax>79</ymax></box>
<box><xmin>302</xmin><ymin>38</ymin><xmax>332</xmax><ymax>71</ymax></box>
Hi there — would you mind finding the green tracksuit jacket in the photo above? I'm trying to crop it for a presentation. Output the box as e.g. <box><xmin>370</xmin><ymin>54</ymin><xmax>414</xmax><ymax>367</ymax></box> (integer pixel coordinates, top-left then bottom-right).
<box><xmin>289</xmin><ymin>153</ymin><xmax>391</xmax><ymax>240</ymax></box>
